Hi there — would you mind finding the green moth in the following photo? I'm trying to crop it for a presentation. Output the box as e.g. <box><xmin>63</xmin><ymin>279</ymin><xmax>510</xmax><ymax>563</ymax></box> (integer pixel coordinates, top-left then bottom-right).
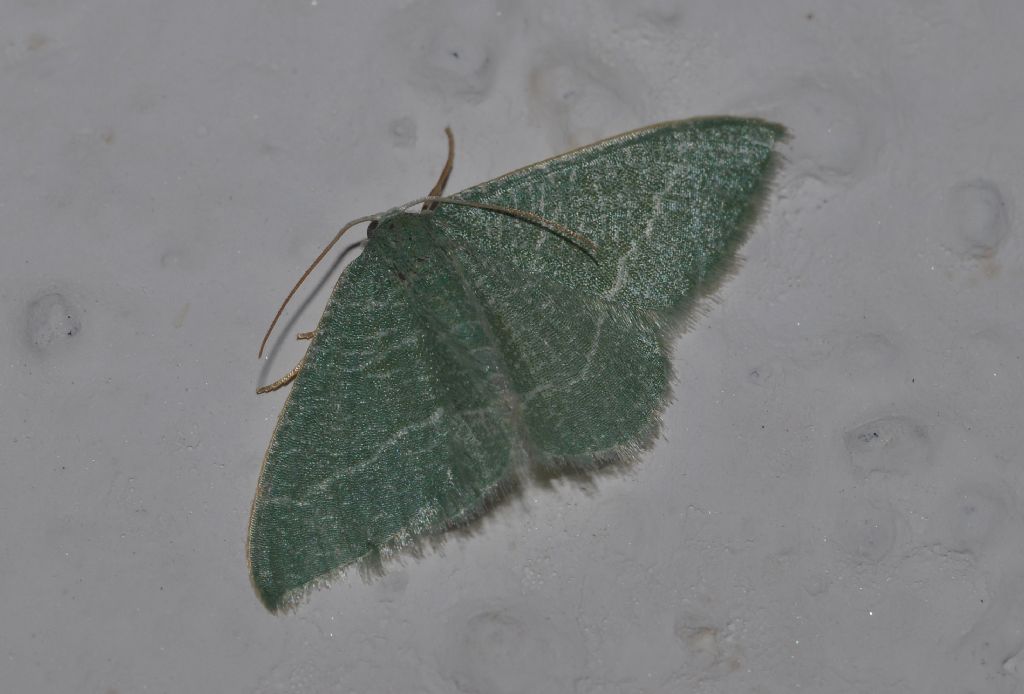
<box><xmin>249</xmin><ymin>117</ymin><xmax>785</xmax><ymax>611</ymax></box>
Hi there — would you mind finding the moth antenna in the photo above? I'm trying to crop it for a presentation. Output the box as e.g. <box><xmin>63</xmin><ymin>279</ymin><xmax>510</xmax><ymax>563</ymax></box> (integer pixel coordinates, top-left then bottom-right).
<box><xmin>422</xmin><ymin>127</ymin><xmax>455</xmax><ymax>212</ymax></box>
<box><xmin>258</xmin><ymin>214</ymin><xmax>378</xmax><ymax>359</ymax></box>
<box><xmin>413</xmin><ymin>196</ymin><xmax>599</xmax><ymax>258</ymax></box>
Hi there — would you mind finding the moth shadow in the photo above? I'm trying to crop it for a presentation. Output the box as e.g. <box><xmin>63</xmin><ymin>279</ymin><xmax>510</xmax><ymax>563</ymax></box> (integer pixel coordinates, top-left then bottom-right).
<box><xmin>352</xmin><ymin>454</ymin><xmax>634</xmax><ymax>583</ymax></box>
<box><xmin>440</xmin><ymin>457</ymin><xmax>635</xmax><ymax>554</ymax></box>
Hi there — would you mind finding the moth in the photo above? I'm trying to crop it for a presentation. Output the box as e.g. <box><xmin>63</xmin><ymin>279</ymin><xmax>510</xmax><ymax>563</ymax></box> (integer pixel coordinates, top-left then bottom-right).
<box><xmin>249</xmin><ymin>118</ymin><xmax>785</xmax><ymax>611</ymax></box>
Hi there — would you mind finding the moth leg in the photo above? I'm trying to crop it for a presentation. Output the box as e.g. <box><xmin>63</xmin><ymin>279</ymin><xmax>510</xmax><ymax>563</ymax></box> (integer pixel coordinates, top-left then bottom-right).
<box><xmin>296</xmin><ymin>331</ymin><xmax>315</xmax><ymax>340</ymax></box>
<box><xmin>257</xmin><ymin>357</ymin><xmax>305</xmax><ymax>395</ymax></box>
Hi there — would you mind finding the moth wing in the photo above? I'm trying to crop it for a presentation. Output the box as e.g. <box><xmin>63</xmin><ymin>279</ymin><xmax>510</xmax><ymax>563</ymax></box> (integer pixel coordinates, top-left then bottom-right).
<box><xmin>440</xmin><ymin>234</ymin><xmax>670</xmax><ymax>464</ymax></box>
<box><xmin>430</xmin><ymin>117</ymin><xmax>783</xmax><ymax>466</ymax></box>
<box><xmin>248</xmin><ymin>244</ymin><xmax>524</xmax><ymax>611</ymax></box>
<box><xmin>433</xmin><ymin>117</ymin><xmax>785</xmax><ymax>316</ymax></box>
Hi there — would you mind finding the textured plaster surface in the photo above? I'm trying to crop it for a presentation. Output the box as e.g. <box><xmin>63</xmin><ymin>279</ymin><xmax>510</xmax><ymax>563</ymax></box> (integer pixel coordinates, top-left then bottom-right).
<box><xmin>3</xmin><ymin>1</ymin><xmax>1024</xmax><ymax>692</ymax></box>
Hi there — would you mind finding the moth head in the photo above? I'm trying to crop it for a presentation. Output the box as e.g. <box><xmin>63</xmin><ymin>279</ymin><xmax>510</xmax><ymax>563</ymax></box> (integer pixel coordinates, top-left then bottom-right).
<box><xmin>365</xmin><ymin>210</ymin><xmax>429</xmax><ymax>245</ymax></box>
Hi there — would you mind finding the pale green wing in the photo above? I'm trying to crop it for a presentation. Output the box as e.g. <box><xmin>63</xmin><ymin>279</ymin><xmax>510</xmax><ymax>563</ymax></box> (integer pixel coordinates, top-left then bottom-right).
<box><xmin>440</xmin><ymin>233</ymin><xmax>669</xmax><ymax>464</ymax></box>
<box><xmin>248</xmin><ymin>229</ymin><xmax>527</xmax><ymax>611</ymax></box>
<box><xmin>432</xmin><ymin>117</ymin><xmax>784</xmax><ymax>316</ymax></box>
<box><xmin>428</xmin><ymin>117</ymin><xmax>783</xmax><ymax>463</ymax></box>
